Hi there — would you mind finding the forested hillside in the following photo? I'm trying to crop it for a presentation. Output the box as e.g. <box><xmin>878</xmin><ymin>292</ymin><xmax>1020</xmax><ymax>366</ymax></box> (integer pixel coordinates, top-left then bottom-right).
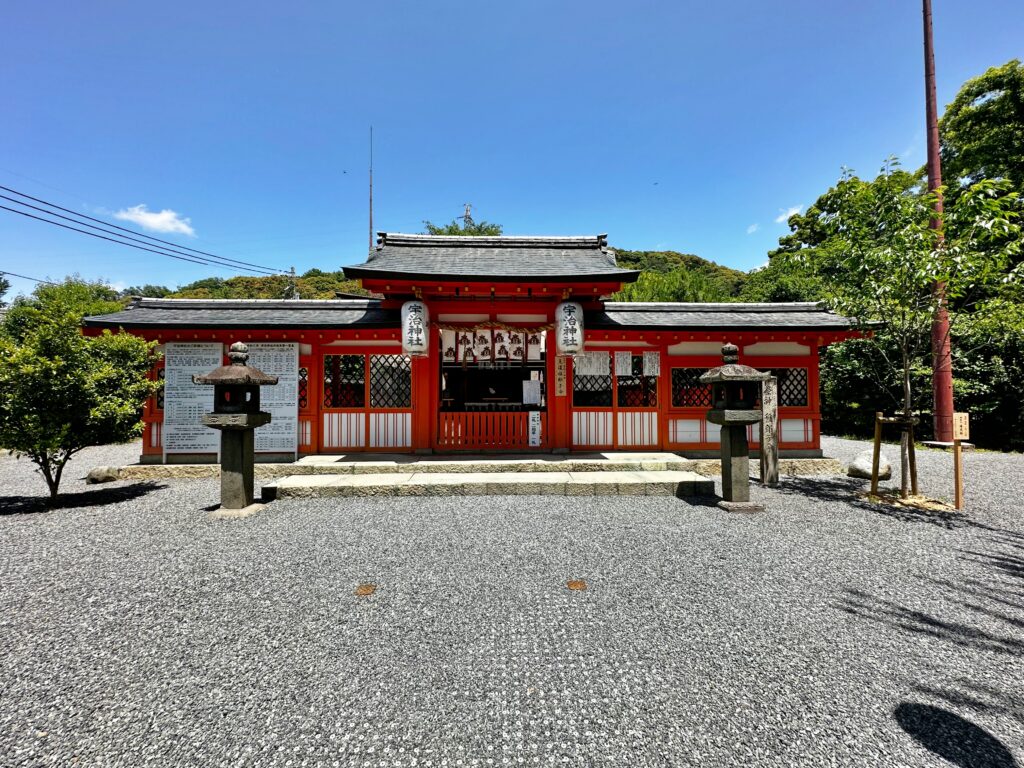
<box><xmin>163</xmin><ymin>270</ymin><xmax>367</xmax><ymax>299</ymax></box>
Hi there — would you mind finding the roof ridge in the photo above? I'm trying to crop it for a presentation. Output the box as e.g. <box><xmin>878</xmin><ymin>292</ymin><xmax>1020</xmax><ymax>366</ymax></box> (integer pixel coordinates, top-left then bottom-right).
<box><xmin>602</xmin><ymin>302</ymin><xmax>825</xmax><ymax>311</ymax></box>
<box><xmin>133</xmin><ymin>297</ymin><xmax>378</xmax><ymax>308</ymax></box>
<box><xmin>377</xmin><ymin>232</ymin><xmax>608</xmax><ymax>249</ymax></box>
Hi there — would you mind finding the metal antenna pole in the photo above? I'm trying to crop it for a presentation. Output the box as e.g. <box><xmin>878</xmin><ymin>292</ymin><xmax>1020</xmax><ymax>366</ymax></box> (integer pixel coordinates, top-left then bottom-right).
<box><xmin>924</xmin><ymin>0</ymin><xmax>953</xmax><ymax>443</ymax></box>
<box><xmin>374</xmin><ymin>124</ymin><xmax>378</xmax><ymax>253</ymax></box>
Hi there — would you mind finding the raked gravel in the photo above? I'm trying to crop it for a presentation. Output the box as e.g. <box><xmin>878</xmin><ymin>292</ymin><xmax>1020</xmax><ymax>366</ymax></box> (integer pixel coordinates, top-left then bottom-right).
<box><xmin>0</xmin><ymin>438</ymin><xmax>1022</xmax><ymax>767</ymax></box>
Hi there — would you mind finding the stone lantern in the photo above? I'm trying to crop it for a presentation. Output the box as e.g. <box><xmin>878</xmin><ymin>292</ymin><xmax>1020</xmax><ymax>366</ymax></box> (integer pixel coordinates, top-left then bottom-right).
<box><xmin>700</xmin><ymin>343</ymin><xmax>770</xmax><ymax>512</ymax></box>
<box><xmin>193</xmin><ymin>342</ymin><xmax>278</xmax><ymax>509</ymax></box>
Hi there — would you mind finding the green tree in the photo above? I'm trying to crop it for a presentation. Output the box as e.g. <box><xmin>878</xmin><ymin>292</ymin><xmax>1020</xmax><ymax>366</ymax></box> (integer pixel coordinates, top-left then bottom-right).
<box><xmin>739</xmin><ymin>258</ymin><xmax>824</xmax><ymax>303</ymax></box>
<box><xmin>120</xmin><ymin>284</ymin><xmax>172</xmax><ymax>298</ymax></box>
<box><xmin>422</xmin><ymin>208</ymin><xmax>503</xmax><ymax>236</ymax></box>
<box><xmin>2</xmin><ymin>277</ymin><xmax>124</xmax><ymax>342</ymax></box>
<box><xmin>615</xmin><ymin>249</ymin><xmax>746</xmax><ymax>296</ymax></box>
<box><xmin>940</xmin><ymin>59</ymin><xmax>1024</xmax><ymax>193</ymax></box>
<box><xmin>0</xmin><ymin>309</ymin><xmax>160</xmax><ymax>501</ymax></box>
<box><xmin>170</xmin><ymin>272</ymin><xmax>366</xmax><ymax>300</ymax></box>
<box><xmin>0</xmin><ymin>274</ymin><xmax>10</xmax><ymax>307</ymax></box>
<box><xmin>780</xmin><ymin>161</ymin><xmax>1020</xmax><ymax>495</ymax></box>
<box><xmin>612</xmin><ymin>268</ymin><xmax>730</xmax><ymax>303</ymax></box>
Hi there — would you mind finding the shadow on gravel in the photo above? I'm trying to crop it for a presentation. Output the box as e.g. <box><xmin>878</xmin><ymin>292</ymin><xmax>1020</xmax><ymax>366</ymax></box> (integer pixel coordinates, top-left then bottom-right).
<box><xmin>840</xmin><ymin>587</ymin><xmax>1024</xmax><ymax>655</ymax></box>
<box><xmin>774</xmin><ymin>476</ymin><xmax>1023</xmax><ymax>534</ymax></box>
<box><xmin>677</xmin><ymin>496</ymin><xmax>721</xmax><ymax>509</ymax></box>
<box><xmin>894</xmin><ymin>702</ymin><xmax>1019</xmax><ymax>768</ymax></box>
<box><xmin>838</xmin><ymin>537</ymin><xmax>1024</xmax><ymax>656</ymax></box>
<box><xmin>912</xmin><ymin>679</ymin><xmax>1024</xmax><ymax>726</ymax></box>
<box><xmin>0</xmin><ymin>481</ymin><xmax>166</xmax><ymax>517</ymax></box>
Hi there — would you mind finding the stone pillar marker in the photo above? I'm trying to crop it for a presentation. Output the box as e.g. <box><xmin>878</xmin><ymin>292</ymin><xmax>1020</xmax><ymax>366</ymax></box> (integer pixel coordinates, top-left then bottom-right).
<box><xmin>193</xmin><ymin>342</ymin><xmax>279</xmax><ymax>510</ymax></box>
<box><xmin>759</xmin><ymin>376</ymin><xmax>779</xmax><ymax>488</ymax></box>
<box><xmin>700</xmin><ymin>344</ymin><xmax>771</xmax><ymax>512</ymax></box>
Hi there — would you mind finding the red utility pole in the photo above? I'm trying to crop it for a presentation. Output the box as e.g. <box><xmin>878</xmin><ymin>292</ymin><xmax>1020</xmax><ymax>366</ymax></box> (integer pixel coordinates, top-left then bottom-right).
<box><xmin>923</xmin><ymin>0</ymin><xmax>954</xmax><ymax>443</ymax></box>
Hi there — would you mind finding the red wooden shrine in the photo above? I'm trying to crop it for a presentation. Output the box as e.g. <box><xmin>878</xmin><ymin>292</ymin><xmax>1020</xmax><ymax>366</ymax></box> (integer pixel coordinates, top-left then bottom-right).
<box><xmin>83</xmin><ymin>234</ymin><xmax>859</xmax><ymax>462</ymax></box>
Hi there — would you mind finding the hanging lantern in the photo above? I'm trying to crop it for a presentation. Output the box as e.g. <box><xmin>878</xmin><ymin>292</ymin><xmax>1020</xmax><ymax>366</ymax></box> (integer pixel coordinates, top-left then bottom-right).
<box><xmin>555</xmin><ymin>301</ymin><xmax>584</xmax><ymax>356</ymax></box>
<box><xmin>401</xmin><ymin>301</ymin><xmax>430</xmax><ymax>357</ymax></box>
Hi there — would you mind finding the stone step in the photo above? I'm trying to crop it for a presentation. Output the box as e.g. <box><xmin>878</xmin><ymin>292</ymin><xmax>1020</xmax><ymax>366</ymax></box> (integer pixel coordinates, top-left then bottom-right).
<box><xmin>263</xmin><ymin>470</ymin><xmax>715</xmax><ymax>500</ymax></box>
<box><xmin>286</xmin><ymin>452</ymin><xmax>697</xmax><ymax>475</ymax></box>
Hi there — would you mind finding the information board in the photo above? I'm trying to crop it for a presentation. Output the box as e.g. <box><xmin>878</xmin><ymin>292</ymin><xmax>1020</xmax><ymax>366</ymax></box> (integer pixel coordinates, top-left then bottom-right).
<box><xmin>247</xmin><ymin>342</ymin><xmax>299</xmax><ymax>456</ymax></box>
<box><xmin>162</xmin><ymin>342</ymin><xmax>222</xmax><ymax>457</ymax></box>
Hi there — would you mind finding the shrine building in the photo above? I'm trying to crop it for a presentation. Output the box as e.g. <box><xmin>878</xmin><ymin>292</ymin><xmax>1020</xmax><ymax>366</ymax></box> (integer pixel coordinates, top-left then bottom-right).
<box><xmin>83</xmin><ymin>233</ymin><xmax>858</xmax><ymax>463</ymax></box>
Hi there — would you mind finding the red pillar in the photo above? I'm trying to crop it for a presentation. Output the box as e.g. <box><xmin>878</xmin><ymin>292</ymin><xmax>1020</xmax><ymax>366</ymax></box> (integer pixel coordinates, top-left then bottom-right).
<box><xmin>924</xmin><ymin>0</ymin><xmax>954</xmax><ymax>442</ymax></box>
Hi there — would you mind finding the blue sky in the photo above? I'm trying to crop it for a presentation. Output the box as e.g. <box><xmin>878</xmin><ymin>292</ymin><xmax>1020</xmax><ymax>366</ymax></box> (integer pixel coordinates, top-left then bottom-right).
<box><xmin>2</xmin><ymin>1</ymin><xmax>1022</xmax><ymax>297</ymax></box>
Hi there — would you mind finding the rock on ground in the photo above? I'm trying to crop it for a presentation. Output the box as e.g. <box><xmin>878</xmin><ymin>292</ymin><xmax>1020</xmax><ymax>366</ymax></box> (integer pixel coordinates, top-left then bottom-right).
<box><xmin>848</xmin><ymin>448</ymin><xmax>893</xmax><ymax>480</ymax></box>
<box><xmin>86</xmin><ymin>466</ymin><xmax>121</xmax><ymax>484</ymax></box>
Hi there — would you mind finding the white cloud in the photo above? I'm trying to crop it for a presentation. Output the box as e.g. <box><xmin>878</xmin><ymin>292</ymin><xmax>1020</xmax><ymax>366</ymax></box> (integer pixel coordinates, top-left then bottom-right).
<box><xmin>775</xmin><ymin>205</ymin><xmax>802</xmax><ymax>224</ymax></box>
<box><xmin>746</xmin><ymin>223</ymin><xmax>759</xmax><ymax>235</ymax></box>
<box><xmin>113</xmin><ymin>204</ymin><xmax>195</xmax><ymax>236</ymax></box>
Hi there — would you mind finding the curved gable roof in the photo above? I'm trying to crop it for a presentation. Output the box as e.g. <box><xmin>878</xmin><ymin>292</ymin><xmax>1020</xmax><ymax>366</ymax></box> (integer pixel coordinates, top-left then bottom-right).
<box><xmin>343</xmin><ymin>232</ymin><xmax>640</xmax><ymax>282</ymax></box>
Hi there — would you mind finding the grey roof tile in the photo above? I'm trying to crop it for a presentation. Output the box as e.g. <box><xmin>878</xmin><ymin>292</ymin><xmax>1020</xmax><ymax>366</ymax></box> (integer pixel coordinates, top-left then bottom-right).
<box><xmin>83</xmin><ymin>299</ymin><xmax>856</xmax><ymax>332</ymax></box>
<box><xmin>344</xmin><ymin>232</ymin><xmax>640</xmax><ymax>281</ymax></box>
<box><xmin>83</xmin><ymin>298</ymin><xmax>397</xmax><ymax>330</ymax></box>
<box><xmin>588</xmin><ymin>302</ymin><xmax>856</xmax><ymax>330</ymax></box>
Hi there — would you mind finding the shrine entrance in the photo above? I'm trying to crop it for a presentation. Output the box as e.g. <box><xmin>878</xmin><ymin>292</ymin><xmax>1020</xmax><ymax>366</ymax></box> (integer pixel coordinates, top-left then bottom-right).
<box><xmin>435</xmin><ymin>327</ymin><xmax>548</xmax><ymax>451</ymax></box>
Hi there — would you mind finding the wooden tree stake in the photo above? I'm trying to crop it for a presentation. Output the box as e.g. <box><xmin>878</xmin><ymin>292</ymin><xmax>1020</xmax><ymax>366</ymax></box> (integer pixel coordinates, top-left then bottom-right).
<box><xmin>871</xmin><ymin>411</ymin><xmax>883</xmax><ymax>496</ymax></box>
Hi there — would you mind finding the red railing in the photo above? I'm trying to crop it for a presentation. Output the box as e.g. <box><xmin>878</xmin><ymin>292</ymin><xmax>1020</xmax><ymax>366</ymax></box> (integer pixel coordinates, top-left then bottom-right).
<box><xmin>437</xmin><ymin>411</ymin><xmax>545</xmax><ymax>451</ymax></box>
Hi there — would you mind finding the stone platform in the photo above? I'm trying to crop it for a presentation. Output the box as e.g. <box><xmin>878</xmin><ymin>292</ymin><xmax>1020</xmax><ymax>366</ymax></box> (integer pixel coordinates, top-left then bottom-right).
<box><xmin>262</xmin><ymin>469</ymin><xmax>714</xmax><ymax>500</ymax></box>
<box><xmin>113</xmin><ymin>452</ymin><xmax>842</xmax><ymax>481</ymax></box>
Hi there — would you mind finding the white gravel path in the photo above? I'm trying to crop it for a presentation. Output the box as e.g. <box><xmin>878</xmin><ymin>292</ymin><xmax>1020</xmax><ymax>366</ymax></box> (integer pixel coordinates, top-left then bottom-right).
<box><xmin>0</xmin><ymin>439</ymin><xmax>1021</xmax><ymax>767</ymax></box>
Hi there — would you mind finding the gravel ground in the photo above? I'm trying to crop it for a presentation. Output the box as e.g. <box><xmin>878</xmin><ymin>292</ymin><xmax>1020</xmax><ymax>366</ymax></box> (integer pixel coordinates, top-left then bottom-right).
<box><xmin>1</xmin><ymin>438</ymin><xmax>1022</xmax><ymax>767</ymax></box>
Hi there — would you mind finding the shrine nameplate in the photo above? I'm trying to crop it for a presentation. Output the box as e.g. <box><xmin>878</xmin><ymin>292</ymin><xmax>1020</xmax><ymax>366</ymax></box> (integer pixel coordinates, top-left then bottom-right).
<box><xmin>554</xmin><ymin>356</ymin><xmax>567</xmax><ymax>397</ymax></box>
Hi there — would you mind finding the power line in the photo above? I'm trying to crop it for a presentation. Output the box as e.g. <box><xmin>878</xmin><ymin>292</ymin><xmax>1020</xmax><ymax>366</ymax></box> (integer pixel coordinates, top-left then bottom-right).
<box><xmin>0</xmin><ymin>194</ymin><xmax>280</xmax><ymax>276</ymax></box>
<box><xmin>0</xmin><ymin>270</ymin><xmax>57</xmax><ymax>285</ymax></box>
<box><xmin>0</xmin><ymin>204</ymin><xmax>277</xmax><ymax>274</ymax></box>
<box><xmin>0</xmin><ymin>184</ymin><xmax>289</xmax><ymax>274</ymax></box>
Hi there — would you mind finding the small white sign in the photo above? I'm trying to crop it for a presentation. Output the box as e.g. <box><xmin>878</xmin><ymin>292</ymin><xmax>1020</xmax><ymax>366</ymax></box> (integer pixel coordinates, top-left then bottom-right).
<box><xmin>574</xmin><ymin>351</ymin><xmax>610</xmax><ymax>377</ymax></box>
<box><xmin>522</xmin><ymin>379</ymin><xmax>542</xmax><ymax>405</ymax></box>
<box><xmin>615</xmin><ymin>351</ymin><xmax>633</xmax><ymax>376</ymax></box>
<box><xmin>528</xmin><ymin>410</ymin><xmax>542</xmax><ymax>446</ymax></box>
<box><xmin>643</xmin><ymin>351</ymin><xmax>661</xmax><ymax>377</ymax></box>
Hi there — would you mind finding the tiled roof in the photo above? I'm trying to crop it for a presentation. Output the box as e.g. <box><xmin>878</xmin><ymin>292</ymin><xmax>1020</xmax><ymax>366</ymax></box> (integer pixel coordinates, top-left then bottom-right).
<box><xmin>343</xmin><ymin>233</ymin><xmax>640</xmax><ymax>282</ymax></box>
<box><xmin>83</xmin><ymin>298</ymin><xmax>397</xmax><ymax>330</ymax></box>
<box><xmin>588</xmin><ymin>302</ymin><xmax>857</xmax><ymax>330</ymax></box>
<box><xmin>83</xmin><ymin>298</ymin><xmax>856</xmax><ymax>332</ymax></box>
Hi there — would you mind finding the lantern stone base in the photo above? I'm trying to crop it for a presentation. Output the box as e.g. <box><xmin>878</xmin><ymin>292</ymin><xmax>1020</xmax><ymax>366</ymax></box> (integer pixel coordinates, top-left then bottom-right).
<box><xmin>717</xmin><ymin>423</ymin><xmax>755</xmax><ymax>504</ymax></box>
<box><xmin>203</xmin><ymin>412</ymin><xmax>272</xmax><ymax>509</ymax></box>
<box><xmin>209</xmin><ymin>502</ymin><xmax>266</xmax><ymax>520</ymax></box>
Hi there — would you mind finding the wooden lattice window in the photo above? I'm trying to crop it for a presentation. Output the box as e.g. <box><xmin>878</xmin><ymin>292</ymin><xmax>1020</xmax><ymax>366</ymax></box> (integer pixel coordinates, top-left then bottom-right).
<box><xmin>573</xmin><ymin>374</ymin><xmax>612</xmax><ymax>407</ymax></box>
<box><xmin>298</xmin><ymin>367</ymin><xmax>309</xmax><ymax>409</ymax></box>
<box><xmin>767</xmin><ymin>368</ymin><xmax>808</xmax><ymax>407</ymax></box>
<box><xmin>370</xmin><ymin>355</ymin><xmax>412</xmax><ymax>408</ymax></box>
<box><xmin>616</xmin><ymin>355</ymin><xmax>657</xmax><ymax>407</ymax></box>
<box><xmin>155</xmin><ymin>367</ymin><xmax>165</xmax><ymax>411</ymax></box>
<box><xmin>671</xmin><ymin>368</ymin><xmax>712</xmax><ymax>408</ymax></box>
<box><xmin>323</xmin><ymin>354</ymin><xmax>365</xmax><ymax>408</ymax></box>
